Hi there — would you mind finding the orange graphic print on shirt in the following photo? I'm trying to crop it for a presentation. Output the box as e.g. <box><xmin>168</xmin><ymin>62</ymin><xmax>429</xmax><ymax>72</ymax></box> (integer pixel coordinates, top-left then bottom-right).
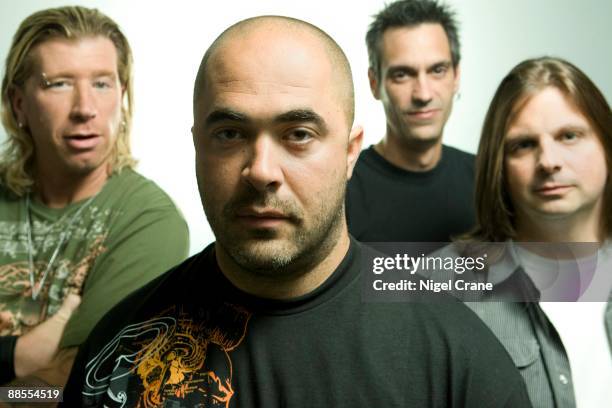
<box><xmin>83</xmin><ymin>303</ymin><xmax>251</xmax><ymax>408</ymax></box>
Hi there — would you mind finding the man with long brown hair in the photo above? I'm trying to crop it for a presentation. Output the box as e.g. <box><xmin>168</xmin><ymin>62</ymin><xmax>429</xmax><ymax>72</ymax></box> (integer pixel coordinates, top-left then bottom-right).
<box><xmin>432</xmin><ymin>56</ymin><xmax>611</xmax><ymax>407</ymax></box>
<box><xmin>0</xmin><ymin>6</ymin><xmax>188</xmax><ymax>386</ymax></box>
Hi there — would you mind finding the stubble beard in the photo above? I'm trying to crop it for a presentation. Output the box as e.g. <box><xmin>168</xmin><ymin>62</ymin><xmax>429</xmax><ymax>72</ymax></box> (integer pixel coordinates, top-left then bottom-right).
<box><xmin>386</xmin><ymin>100</ymin><xmax>450</xmax><ymax>151</ymax></box>
<box><xmin>395</xmin><ymin>115</ymin><xmax>444</xmax><ymax>151</ymax></box>
<box><xmin>204</xmin><ymin>181</ymin><xmax>346</xmax><ymax>280</ymax></box>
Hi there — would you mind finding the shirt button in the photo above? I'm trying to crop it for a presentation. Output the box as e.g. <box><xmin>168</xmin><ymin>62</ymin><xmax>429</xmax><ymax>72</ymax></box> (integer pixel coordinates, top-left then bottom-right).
<box><xmin>559</xmin><ymin>374</ymin><xmax>569</xmax><ymax>385</ymax></box>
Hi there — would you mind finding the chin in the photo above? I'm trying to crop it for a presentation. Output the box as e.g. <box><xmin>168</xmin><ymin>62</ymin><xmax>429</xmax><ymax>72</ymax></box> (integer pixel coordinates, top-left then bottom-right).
<box><xmin>415</xmin><ymin>134</ymin><xmax>441</xmax><ymax>143</ymax></box>
<box><xmin>229</xmin><ymin>239</ymin><xmax>299</xmax><ymax>275</ymax></box>
<box><xmin>402</xmin><ymin>129</ymin><xmax>442</xmax><ymax>144</ymax></box>
<box><xmin>63</xmin><ymin>163</ymin><xmax>100</xmax><ymax>176</ymax></box>
<box><xmin>66</xmin><ymin>155</ymin><xmax>109</xmax><ymax>174</ymax></box>
<box><xmin>532</xmin><ymin>207</ymin><xmax>577</xmax><ymax>220</ymax></box>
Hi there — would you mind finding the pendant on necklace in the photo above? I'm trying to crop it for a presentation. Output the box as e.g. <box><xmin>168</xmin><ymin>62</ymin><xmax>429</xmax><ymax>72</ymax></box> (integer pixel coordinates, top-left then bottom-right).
<box><xmin>19</xmin><ymin>294</ymin><xmax>44</xmax><ymax>327</ymax></box>
<box><xmin>31</xmin><ymin>281</ymin><xmax>41</xmax><ymax>300</ymax></box>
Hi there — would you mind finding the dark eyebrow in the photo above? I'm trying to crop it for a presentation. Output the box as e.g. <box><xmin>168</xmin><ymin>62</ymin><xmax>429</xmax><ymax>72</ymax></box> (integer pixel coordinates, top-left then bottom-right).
<box><xmin>388</xmin><ymin>60</ymin><xmax>452</xmax><ymax>75</ymax></box>
<box><xmin>557</xmin><ymin>124</ymin><xmax>590</xmax><ymax>134</ymax></box>
<box><xmin>428</xmin><ymin>61</ymin><xmax>452</xmax><ymax>70</ymax></box>
<box><xmin>274</xmin><ymin>109</ymin><xmax>329</xmax><ymax>134</ymax></box>
<box><xmin>205</xmin><ymin>108</ymin><xmax>249</xmax><ymax>126</ymax></box>
<box><xmin>504</xmin><ymin>134</ymin><xmax>536</xmax><ymax>145</ymax></box>
<box><xmin>387</xmin><ymin>65</ymin><xmax>418</xmax><ymax>76</ymax></box>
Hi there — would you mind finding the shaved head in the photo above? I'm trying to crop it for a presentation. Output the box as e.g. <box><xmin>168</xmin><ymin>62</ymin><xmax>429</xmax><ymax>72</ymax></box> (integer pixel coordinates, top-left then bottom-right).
<box><xmin>193</xmin><ymin>15</ymin><xmax>354</xmax><ymax>126</ymax></box>
<box><xmin>191</xmin><ymin>15</ymin><xmax>364</xmax><ymax>287</ymax></box>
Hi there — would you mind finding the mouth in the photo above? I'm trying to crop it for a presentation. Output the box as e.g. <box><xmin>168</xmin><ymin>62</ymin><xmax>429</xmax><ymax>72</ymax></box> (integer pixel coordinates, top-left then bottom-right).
<box><xmin>405</xmin><ymin>109</ymin><xmax>439</xmax><ymax>121</ymax></box>
<box><xmin>64</xmin><ymin>133</ymin><xmax>101</xmax><ymax>150</ymax></box>
<box><xmin>533</xmin><ymin>184</ymin><xmax>573</xmax><ymax>196</ymax></box>
<box><xmin>235</xmin><ymin>208</ymin><xmax>291</xmax><ymax>228</ymax></box>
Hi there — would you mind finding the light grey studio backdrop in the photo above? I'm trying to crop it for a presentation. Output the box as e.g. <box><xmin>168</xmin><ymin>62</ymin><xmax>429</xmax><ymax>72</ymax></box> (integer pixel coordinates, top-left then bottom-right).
<box><xmin>1</xmin><ymin>0</ymin><xmax>611</xmax><ymax>254</ymax></box>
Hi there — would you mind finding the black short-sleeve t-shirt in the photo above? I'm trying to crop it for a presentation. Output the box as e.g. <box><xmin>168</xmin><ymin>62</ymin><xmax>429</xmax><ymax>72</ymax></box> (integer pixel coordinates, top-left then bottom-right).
<box><xmin>63</xmin><ymin>240</ymin><xmax>530</xmax><ymax>407</ymax></box>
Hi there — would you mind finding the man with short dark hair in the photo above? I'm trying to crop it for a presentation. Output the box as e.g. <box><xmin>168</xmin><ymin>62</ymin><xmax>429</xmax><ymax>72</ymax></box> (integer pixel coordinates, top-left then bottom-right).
<box><xmin>0</xmin><ymin>6</ymin><xmax>188</xmax><ymax>386</ymax></box>
<box><xmin>63</xmin><ymin>16</ymin><xmax>530</xmax><ymax>407</ymax></box>
<box><xmin>347</xmin><ymin>0</ymin><xmax>475</xmax><ymax>242</ymax></box>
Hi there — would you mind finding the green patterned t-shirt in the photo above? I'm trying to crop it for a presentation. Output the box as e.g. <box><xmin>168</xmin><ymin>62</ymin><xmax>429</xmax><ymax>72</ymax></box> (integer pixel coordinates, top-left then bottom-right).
<box><xmin>0</xmin><ymin>169</ymin><xmax>189</xmax><ymax>347</ymax></box>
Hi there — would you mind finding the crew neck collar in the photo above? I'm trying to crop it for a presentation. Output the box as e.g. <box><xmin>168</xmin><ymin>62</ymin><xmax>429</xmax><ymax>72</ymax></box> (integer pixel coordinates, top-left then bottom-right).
<box><xmin>207</xmin><ymin>237</ymin><xmax>361</xmax><ymax>316</ymax></box>
<box><xmin>363</xmin><ymin>145</ymin><xmax>449</xmax><ymax>179</ymax></box>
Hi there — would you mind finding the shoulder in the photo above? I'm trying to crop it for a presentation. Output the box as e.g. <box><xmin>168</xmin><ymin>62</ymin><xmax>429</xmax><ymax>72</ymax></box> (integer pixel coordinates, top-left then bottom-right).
<box><xmin>86</xmin><ymin>245</ymin><xmax>214</xmax><ymax>338</ymax></box>
<box><xmin>352</xmin><ymin>146</ymin><xmax>381</xmax><ymax>175</ymax></box>
<box><xmin>405</xmin><ymin>299</ymin><xmax>524</xmax><ymax>385</ymax></box>
<box><xmin>441</xmin><ymin>145</ymin><xmax>476</xmax><ymax>185</ymax></box>
<box><xmin>101</xmin><ymin>169</ymin><xmax>185</xmax><ymax>227</ymax></box>
<box><xmin>348</xmin><ymin>147</ymin><xmax>392</xmax><ymax>197</ymax></box>
<box><xmin>107</xmin><ymin>169</ymin><xmax>178</xmax><ymax>208</ymax></box>
<box><xmin>425</xmin><ymin>299</ymin><xmax>532</xmax><ymax>404</ymax></box>
<box><xmin>96</xmin><ymin>169</ymin><xmax>187</xmax><ymax>242</ymax></box>
<box><xmin>443</xmin><ymin>145</ymin><xmax>475</xmax><ymax>165</ymax></box>
<box><xmin>359</xmin><ymin>245</ymin><xmax>487</xmax><ymax>339</ymax></box>
<box><xmin>408</xmin><ymin>300</ymin><xmax>487</xmax><ymax>339</ymax></box>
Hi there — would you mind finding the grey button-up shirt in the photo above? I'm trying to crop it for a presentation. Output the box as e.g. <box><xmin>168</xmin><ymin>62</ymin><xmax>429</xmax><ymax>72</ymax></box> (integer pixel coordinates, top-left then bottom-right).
<box><xmin>426</xmin><ymin>242</ymin><xmax>612</xmax><ymax>408</ymax></box>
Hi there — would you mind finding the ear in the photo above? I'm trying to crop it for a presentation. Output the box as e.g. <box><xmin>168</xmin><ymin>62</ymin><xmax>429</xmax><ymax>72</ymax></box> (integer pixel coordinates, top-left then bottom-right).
<box><xmin>346</xmin><ymin>125</ymin><xmax>364</xmax><ymax>179</ymax></box>
<box><xmin>368</xmin><ymin>68</ymin><xmax>381</xmax><ymax>100</ymax></box>
<box><xmin>10</xmin><ymin>86</ymin><xmax>27</xmax><ymax>126</ymax></box>
<box><xmin>452</xmin><ymin>63</ymin><xmax>461</xmax><ymax>94</ymax></box>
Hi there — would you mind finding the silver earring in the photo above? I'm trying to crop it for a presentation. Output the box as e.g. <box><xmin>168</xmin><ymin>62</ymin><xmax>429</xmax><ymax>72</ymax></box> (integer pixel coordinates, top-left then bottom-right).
<box><xmin>18</xmin><ymin>122</ymin><xmax>23</xmax><ymax>129</ymax></box>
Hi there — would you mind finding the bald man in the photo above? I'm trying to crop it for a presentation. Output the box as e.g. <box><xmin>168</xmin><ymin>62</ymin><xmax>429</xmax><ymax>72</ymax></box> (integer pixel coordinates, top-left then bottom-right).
<box><xmin>62</xmin><ymin>17</ymin><xmax>530</xmax><ymax>407</ymax></box>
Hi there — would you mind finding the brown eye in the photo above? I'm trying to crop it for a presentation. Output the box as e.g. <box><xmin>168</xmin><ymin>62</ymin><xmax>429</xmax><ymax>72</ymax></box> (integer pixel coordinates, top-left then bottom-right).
<box><xmin>213</xmin><ymin>129</ymin><xmax>244</xmax><ymax>142</ymax></box>
<box><xmin>561</xmin><ymin>131</ymin><xmax>578</xmax><ymax>141</ymax></box>
<box><xmin>390</xmin><ymin>70</ymin><xmax>409</xmax><ymax>81</ymax></box>
<box><xmin>431</xmin><ymin>65</ymin><xmax>448</xmax><ymax>76</ymax></box>
<box><xmin>285</xmin><ymin>129</ymin><xmax>313</xmax><ymax>144</ymax></box>
<box><xmin>517</xmin><ymin>140</ymin><xmax>535</xmax><ymax>149</ymax></box>
<box><xmin>508</xmin><ymin>139</ymin><xmax>536</xmax><ymax>153</ymax></box>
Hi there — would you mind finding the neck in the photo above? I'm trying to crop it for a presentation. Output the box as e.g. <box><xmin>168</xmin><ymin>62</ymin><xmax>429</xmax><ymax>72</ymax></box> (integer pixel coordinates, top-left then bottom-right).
<box><xmin>515</xmin><ymin>207</ymin><xmax>603</xmax><ymax>244</ymax></box>
<box><xmin>376</xmin><ymin>131</ymin><xmax>442</xmax><ymax>172</ymax></box>
<box><xmin>33</xmin><ymin>166</ymin><xmax>109</xmax><ymax>208</ymax></box>
<box><xmin>216</xmin><ymin>224</ymin><xmax>351</xmax><ymax>300</ymax></box>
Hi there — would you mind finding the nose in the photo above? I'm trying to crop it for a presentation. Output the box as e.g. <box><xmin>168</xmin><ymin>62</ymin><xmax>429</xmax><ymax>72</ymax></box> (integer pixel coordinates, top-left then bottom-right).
<box><xmin>70</xmin><ymin>82</ymin><xmax>97</xmax><ymax>122</ymax></box>
<box><xmin>412</xmin><ymin>73</ymin><xmax>433</xmax><ymax>107</ymax></box>
<box><xmin>241</xmin><ymin>135</ymin><xmax>284</xmax><ymax>192</ymax></box>
<box><xmin>537</xmin><ymin>137</ymin><xmax>563</xmax><ymax>174</ymax></box>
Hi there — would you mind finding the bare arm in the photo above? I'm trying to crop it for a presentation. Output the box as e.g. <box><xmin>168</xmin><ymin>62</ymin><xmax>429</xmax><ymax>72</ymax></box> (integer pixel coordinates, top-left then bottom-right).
<box><xmin>12</xmin><ymin>294</ymin><xmax>80</xmax><ymax>380</ymax></box>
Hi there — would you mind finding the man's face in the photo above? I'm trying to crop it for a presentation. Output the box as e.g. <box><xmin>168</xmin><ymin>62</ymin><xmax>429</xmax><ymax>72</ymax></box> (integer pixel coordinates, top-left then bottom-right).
<box><xmin>193</xmin><ymin>30</ymin><xmax>361</xmax><ymax>275</ymax></box>
<box><xmin>370</xmin><ymin>23</ymin><xmax>459</xmax><ymax>145</ymax></box>
<box><xmin>504</xmin><ymin>86</ymin><xmax>608</xmax><ymax>225</ymax></box>
<box><xmin>12</xmin><ymin>37</ymin><xmax>123</xmax><ymax>178</ymax></box>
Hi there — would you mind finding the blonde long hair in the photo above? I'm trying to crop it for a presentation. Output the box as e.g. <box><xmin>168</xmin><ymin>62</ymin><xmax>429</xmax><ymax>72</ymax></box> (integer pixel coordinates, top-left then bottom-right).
<box><xmin>0</xmin><ymin>6</ymin><xmax>137</xmax><ymax>196</ymax></box>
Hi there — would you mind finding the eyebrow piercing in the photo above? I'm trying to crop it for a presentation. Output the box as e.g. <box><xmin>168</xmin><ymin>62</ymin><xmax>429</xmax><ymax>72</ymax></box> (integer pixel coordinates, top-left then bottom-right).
<box><xmin>40</xmin><ymin>72</ymin><xmax>51</xmax><ymax>87</ymax></box>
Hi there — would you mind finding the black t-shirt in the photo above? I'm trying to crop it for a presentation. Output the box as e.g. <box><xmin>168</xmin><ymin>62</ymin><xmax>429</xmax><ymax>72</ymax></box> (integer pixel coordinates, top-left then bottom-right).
<box><xmin>347</xmin><ymin>145</ymin><xmax>476</xmax><ymax>242</ymax></box>
<box><xmin>63</xmin><ymin>240</ymin><xmax>531</xmax><ymax>407</ymax></box>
